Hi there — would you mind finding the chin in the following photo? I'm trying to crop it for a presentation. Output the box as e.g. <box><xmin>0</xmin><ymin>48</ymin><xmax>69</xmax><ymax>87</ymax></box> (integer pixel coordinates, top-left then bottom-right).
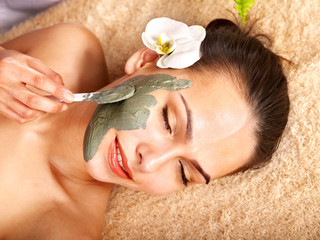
<box><xmin>85</xmin><ymin>157</ymin><xmax>113</xmax><ymax>182</ymax></box>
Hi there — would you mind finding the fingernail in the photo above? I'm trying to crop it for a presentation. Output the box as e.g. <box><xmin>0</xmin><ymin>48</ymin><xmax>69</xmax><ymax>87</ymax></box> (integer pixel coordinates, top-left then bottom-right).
<box><xmin>63</xmin><ymin>89</ymin><xmax>74</xmax><ymax>102</ymax></box>
<box><xmin>61</xmin><ymin>104</ymin><xmax>68</xmax><ymax>111</ymax></box>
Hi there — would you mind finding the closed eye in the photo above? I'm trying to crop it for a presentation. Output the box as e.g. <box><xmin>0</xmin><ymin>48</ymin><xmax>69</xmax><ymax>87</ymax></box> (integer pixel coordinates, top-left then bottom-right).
<box><xmin>179</xmin><ymin>160</ymin><xmax>189</xmax><ymax>187</ymax></box>
<box><xmin>162</xmin><ymin>105</ymin><xmax>172</xmax><ymax>133</ymax></box>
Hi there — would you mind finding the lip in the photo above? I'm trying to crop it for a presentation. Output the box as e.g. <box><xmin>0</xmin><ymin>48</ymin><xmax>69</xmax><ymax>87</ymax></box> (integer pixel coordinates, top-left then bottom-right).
<box><xmin>108</xmin><ymin>137</ymin><xmax>133</xmax><ymax>180</ymax></box>
<box><xmin>116</xmin><ymin>139</ymin><xmax>133</xmax><ymax>179</ymax></box>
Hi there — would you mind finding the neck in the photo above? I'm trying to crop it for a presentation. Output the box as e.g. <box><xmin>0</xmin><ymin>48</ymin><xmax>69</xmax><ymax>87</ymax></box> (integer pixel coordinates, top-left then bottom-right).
<box><xmin>44</xmin><ymin>97</ymin><xmax>113</xmax><ymax>228</ymax></box>
<box><xmin>47</xmin><ymin>101</ymin><xmax>100</xmax><ymax>183</ymax></box>
<box><xmin>47</xmin><ymin>74</ymin><xmax>131</xmax><ymax>185</ymax></box>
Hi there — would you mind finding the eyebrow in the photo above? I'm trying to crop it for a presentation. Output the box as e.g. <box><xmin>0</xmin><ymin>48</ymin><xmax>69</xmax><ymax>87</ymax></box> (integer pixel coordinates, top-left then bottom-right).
<box><xmin>179</xmin><ymin>94</ymin><xmax>211</xmax><ymax>184</ymax></box>
<box><xmin>179</xmin><ymin>94</ymin><xmax>193</xmax><ymax>142</ymax></box>
<box><xmin>191</xmin><ymin>160</ymin><xmax>211</xmax><ymax>184</ymax></box>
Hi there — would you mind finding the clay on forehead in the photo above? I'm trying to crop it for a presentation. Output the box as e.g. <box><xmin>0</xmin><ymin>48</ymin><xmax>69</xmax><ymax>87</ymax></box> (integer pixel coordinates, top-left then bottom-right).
<box><xmin>83</xmin><ymin>74</ymin><xmax>192</xmax><ymax>161</ymax></box>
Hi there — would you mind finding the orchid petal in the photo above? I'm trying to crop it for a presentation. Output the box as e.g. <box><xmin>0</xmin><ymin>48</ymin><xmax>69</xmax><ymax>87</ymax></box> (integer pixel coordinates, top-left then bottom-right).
<box><xmin>142</xmin><ymin>32</ymin><xmax>156</xmax><ymax>50</ymax></box>
<box><xmin>157</xmin><ymin>50</ymin><xmax>199</xmax><ymax>69</ymax></box>
<box><xmin>189</xmin><ymin>25</ymin><xmax>206</xmax><ymax>41</ymax></box>
<box><xmin>157</xmin><ymin>41</ymin><xmax>202</xmax><ymax>69</ymax></box>
<box><xmin>173</xmin><ymin>40</ymin><xmax>202</xmax><ymax>53</ymax></box>
<box><xmin>156</xmin><ymin>55</ymin><xmax>170</xmax><ymax>68</ymax></box>
<box><xmin>142</xmin><ymin>17</ymin><xmax>206</xmax><ymax>69</ymax></box>
<box><xmin>144</xmin><ymin>18</ymin><xmax>189</xmax><ymax>42</ymax></box>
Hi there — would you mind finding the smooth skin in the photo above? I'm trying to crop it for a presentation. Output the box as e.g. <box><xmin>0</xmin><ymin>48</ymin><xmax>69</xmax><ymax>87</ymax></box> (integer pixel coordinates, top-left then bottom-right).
<box><xmin>0</xmin><ymin>24</ymin><xmax>256</xmax><ymax>239</ymax></box>
<box><xmin>0</xmin><ymin>23</ymin><xmax>109</xmax><ymax>123</ymax></box>
<box><xmin>0</xmin><ymin>23</ymin><xmax>110</xmax><ymax>239</ymax></box>
<box><xmin>85</xmin><ymin>68</ymin><xmax>256</xmax><ymax>195</ymax></box>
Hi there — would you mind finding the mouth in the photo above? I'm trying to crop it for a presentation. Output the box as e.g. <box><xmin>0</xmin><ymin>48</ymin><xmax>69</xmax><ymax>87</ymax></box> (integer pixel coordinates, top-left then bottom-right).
<box><xmin>108</xmin><ymin>137</ymin><xmax>133</xmax><ymax>180</ymax></box>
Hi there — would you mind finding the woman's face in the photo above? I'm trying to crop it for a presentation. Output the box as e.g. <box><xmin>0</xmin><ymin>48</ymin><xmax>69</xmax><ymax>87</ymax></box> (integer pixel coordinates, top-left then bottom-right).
<box><xmin>85</xmin><ymin>67</ymin><xmax>256</xmax><ymax>195</ymax></box>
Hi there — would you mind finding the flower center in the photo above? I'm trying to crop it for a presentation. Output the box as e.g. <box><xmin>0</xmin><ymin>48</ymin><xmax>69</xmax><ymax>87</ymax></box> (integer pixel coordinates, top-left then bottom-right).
<box><xmin>155</xmin><ymin>33</ymin><xmax>177</xmax><ymax>55</ymax></box>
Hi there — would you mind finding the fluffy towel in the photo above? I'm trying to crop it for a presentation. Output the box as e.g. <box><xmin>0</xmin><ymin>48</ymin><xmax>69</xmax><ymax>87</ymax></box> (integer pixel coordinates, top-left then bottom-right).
<box><xmin>1</xmin><ymin>0</ymin><xmax>319</xmax><ymax>239</ymax></box>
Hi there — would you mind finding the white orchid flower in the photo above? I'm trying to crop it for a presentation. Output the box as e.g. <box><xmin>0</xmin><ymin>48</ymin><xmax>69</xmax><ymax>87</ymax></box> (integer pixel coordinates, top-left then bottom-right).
<box><xmin>142</xmin><ymin>17</ymin><xmax>206</xmax><ymax>69</ymax></box>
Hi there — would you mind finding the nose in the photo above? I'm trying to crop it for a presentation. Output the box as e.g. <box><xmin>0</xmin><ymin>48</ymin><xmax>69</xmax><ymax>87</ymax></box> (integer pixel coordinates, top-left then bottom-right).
<box><xmin>136</xmin><ymin>141</ymin><xmax>179</xmax><ymax>173</ymax></box>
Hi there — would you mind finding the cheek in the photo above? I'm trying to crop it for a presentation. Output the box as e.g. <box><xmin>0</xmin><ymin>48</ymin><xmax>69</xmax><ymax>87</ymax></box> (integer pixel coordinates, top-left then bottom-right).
<box><xmin>127</xmin><ymin>103</ymin><xmax>166</xmax><ymax>141</ymax></box>
<box><xmin>137</xmin><ymin>173</ymin><xmax>182</xmax><ymax>195</ymax></box>
<box><xmin>85</xmin><ymin>156</ymin><xmax>110</xmax><ymax>182</ymax></box>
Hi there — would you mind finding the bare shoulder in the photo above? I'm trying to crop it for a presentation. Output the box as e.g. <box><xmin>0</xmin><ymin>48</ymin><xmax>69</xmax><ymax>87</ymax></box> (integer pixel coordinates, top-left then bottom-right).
<box><xmin>2</xmin><ymin>23</ymin><xmax>110</xmax><ymax>94</ymax></box>
<box><xmin>1</xmin><ymin>201</ymin><xmax>101</xmax><ymax>240</ymax></box>
<box><xmin>34</xmin><ymin>204</ymin><xmax>101</xmax><ymax>240</ymax></box>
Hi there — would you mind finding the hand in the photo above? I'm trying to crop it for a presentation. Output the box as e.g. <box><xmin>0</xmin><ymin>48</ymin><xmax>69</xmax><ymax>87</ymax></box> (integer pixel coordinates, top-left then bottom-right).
<box><xmin>0</xmin><ymin>46</ymin><xmax>74</xmax><ymax>123</ymax></box>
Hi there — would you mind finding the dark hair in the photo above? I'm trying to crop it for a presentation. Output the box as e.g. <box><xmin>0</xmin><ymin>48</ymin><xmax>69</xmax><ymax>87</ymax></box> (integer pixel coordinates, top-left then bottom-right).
<box><xmin>191</xmin><ymin>19</ymin><xmax>290</xmax><ymax>171</ymax></box>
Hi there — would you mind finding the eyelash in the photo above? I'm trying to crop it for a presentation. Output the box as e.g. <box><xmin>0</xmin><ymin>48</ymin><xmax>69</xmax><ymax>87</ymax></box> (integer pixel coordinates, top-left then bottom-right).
<box><xmin>162</xmin><ymin>106</ymin><xmax>172</xmax><ymax>133</ymax></box>
<box><xmin>179</xmin><ymin>160</ymin><xmax>189</xmax><ymax>187</ymax></box>
<box><xmin>162</xmin><ymin>106</ymin><xmax>188</xmax><ymax>186</ymax></box>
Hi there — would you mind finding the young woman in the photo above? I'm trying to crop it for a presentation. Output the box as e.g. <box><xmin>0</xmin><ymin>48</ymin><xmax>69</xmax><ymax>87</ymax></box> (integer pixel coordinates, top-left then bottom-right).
<box><xmin>0</xmin><ymin>19</ymin><xmax>289</xmax><ymax>239</ymax></box>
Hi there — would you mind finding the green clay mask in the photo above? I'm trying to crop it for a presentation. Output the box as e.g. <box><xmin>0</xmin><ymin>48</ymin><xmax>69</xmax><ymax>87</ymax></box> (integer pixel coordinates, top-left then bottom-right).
<box><xmin>80</xmin><ymin>84</ymin><xmax>135</xmax><ymax>104</ymax></box>
<box><xmin>83</xmin><ymin>74</ymin><xmax>192</xmax><ymax>161</ymax></box>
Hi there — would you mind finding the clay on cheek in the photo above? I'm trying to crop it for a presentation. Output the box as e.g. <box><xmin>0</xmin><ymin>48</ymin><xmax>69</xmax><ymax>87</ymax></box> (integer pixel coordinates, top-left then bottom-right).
<box><xmin>83</xmin><ymin>74</ymin><xmax>192</xmax><ymax>161</ymax></box>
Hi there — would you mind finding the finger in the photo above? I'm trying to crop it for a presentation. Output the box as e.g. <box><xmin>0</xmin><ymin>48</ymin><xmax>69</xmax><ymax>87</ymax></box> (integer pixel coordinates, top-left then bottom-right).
<box><xmin>27</xmin><ymin>58</ymin><xmax>64</xmax><ymax>85</ymax></box>
<box><xmin>8</xmin><ymin>97</ymin><xmax>45</xmax><ymax>120</ymax></box>
<box><xmin>12</xmin><ymin>85</ymin><xmax>69</xmax><ymax>113</ymax></box>
<box><xmin>24</xmin><ymin>70</ymin><xmax>73</xmax><ymax>103</ymax></box>
<box><xmin>0</xmin><ymin>91</ymin><xmax>46</xmax><ymax>121</ymax></box>
<box><xmin>22</xmin><ymin>62</ymin><xmax>73</xmax><ymax>103</ymax></box>
<box><xmin>0</xmin><ymin>105</ymin><xmax>27</xmax><ymax>124</ymax></box>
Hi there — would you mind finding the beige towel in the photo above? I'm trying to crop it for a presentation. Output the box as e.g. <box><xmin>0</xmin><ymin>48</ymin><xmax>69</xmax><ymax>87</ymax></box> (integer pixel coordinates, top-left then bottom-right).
<box><xmin>1</xmin><ymin>0</ymin><xmax>319</xmax><ymax>239</ymax></box>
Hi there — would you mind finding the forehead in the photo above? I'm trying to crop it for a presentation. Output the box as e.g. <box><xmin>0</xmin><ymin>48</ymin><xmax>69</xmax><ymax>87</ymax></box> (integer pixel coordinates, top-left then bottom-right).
<box><xmin>180</xmin><ymin>72</ymin><xmax>256</xmax><ymax>178</ymax></box>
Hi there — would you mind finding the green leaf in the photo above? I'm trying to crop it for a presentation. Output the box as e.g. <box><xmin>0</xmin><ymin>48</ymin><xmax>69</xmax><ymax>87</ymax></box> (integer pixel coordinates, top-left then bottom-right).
<box><xmin>234</xmin><ymin>0</ymin><xmax>255</xmax><ymax>28</ymax></box>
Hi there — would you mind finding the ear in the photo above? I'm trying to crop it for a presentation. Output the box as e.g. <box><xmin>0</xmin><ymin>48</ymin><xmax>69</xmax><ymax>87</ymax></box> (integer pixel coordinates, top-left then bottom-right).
<box><xmin>125</xmin><ymin>47</ymin><xmax>159</xmax><ymax>75</ymax></box>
